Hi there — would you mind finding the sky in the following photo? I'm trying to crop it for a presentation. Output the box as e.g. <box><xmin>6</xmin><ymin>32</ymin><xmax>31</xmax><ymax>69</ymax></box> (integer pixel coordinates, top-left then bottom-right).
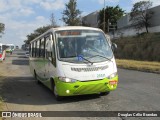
<box><xmin>0</xmin><ymin>0</ymin><xmax>160</xmax><ymax>47</ymax></box>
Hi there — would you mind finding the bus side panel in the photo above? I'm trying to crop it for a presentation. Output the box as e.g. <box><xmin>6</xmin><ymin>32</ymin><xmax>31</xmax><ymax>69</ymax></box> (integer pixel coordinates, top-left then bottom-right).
<box><xmin>42</xmin><ymin>59</ymin><xmax>57</xmax><ymax>89</ymax></box>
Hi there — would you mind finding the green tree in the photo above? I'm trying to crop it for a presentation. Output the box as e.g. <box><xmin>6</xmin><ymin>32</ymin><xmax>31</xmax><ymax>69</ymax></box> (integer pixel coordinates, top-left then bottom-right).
<box><xmin>25</xmin><ymin>25</ymin><xmax>52</xmax><ymax>44</ymax></box>
<box><xmin>99</xmin><ymin>5</ymin><xmax>125</xmax><ymax>33</ymax></box>
<box><xmin>0</xmin><ymin>23</ymin><xmax>5</xmax><ymax>37</ymax></box>
<box><xmin>130</xmin><ymin>1</ymin><xmax>153</xmax><ymax>33</ymax></box>
<box><xmin>62</xmin><ymin>0</ymin><xmax>81</xmax><ymax>26</ymax></box>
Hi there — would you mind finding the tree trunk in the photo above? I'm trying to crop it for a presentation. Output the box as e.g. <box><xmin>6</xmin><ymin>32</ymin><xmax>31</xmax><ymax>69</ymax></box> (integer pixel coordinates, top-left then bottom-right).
<box><xmin>145</xmin><ymin>24</ymin><xmax>149</xmax><ymax>33</ymax></box>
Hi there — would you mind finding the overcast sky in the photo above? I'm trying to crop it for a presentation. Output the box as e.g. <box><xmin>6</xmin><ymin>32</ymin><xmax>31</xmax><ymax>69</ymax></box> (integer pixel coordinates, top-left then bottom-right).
<box><xmin>0</xmin><ymin>0</ymin><xmax>160</xmax><ymax>47</ymax></box>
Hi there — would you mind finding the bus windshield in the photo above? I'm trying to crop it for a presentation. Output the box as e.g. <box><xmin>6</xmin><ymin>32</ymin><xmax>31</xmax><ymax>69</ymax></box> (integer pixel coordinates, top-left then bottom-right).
<box><xmin>11</xmin><ymin>46</ymin><xmax>14</xmax><ymax>50</ymax></box>
<box><xmin>56</xmin><ymin>30</ymin><xmax>113</xmax><ymax>63</ymax></box>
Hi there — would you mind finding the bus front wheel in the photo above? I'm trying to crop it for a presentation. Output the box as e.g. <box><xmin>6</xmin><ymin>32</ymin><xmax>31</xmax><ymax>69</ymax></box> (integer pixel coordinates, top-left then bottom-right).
<box><xmin>51</xmin><ymin>79</ymin><xmax>62</xmax><ymax>101</ymax></box>
<box><xmin>100</xmin><ymin>91</ymin><xmax>110</xmax><ymax>96</ymax></box>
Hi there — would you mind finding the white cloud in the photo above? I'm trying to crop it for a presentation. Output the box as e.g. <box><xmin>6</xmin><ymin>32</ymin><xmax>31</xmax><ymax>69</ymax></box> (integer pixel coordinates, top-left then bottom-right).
<box><xmin>36</xmin><ymin>16</ymin><xmax>46</xmax><ymax>21</ymax></box>
<box><xmin>0</xmin><ymin>0</ymin><xmax>66</xmax><ymax>46</ymax></box>
<box><xmin>0</xmin><ymin>0</ymin><xmax>65</xmax><ymax>14</ymax></box>
<box><xmin>23</xmin><ymin>0</ymin><xmax>40</xmax><ymax>5</ymax></box>
<box><xmin>19</xmin><ymin>8</ymin><xmax>35</xmax><ymax>16</ymax></box>
<box><xmin>40</xmin><ymin>0</ymin><xmax>65</xmax><ymax>11</ymax></box>
<box><xmin>98</xmin><ymin>0</ymin><xmax>120</xmax><ymax>4</ymax></box>
<box><xmin>0</xmin><ymin>0</ymin><xmax>23</xmax><ymax>12</ymax></box>
<box><xmin>0</xmin><ymin>0</ymin><xmax>9</xmax><ymax>12</ymax></box>
<box><xmin>0</xmin><ymin>12</ymin><xmax>50</xmax><ymax>46</ymax></box>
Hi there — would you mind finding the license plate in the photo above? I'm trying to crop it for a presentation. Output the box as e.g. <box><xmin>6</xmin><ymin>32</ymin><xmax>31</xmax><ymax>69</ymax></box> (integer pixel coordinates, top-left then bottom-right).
<box><xmin>109</xmin><ymin>81</ymin><xmax>117</xmax><ymax>85</ymax></box>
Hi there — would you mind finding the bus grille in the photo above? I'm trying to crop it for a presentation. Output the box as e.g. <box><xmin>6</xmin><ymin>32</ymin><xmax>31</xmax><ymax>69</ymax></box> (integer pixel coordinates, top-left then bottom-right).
<box><xmin>73</xmin><ymin>83</ymin><xmax>107</xmax><ymax>94</ymax></box>
<box><xmin>71</xmin><ymin>65</ymin><xmax>108</xmax><ymax>72</ymax></box>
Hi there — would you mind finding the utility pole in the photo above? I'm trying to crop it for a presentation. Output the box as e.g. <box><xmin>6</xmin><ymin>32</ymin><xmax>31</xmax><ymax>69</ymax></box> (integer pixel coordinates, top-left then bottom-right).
<box><xmin>103</xmin><ymin>0</ymin><xmax>105</xmax><ymax>33</ymax></box>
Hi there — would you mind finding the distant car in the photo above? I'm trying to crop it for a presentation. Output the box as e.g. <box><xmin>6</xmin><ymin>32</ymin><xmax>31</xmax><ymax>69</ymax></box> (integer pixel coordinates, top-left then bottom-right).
<box><xmin>16</xmin><ymin>46</ymin><xmax>19</xmax><ymax>49</ymax></box>
<box><xmin>25</xmin><ymin>51</ymin><xmax>29</xmax><ymax>57</ymax></box>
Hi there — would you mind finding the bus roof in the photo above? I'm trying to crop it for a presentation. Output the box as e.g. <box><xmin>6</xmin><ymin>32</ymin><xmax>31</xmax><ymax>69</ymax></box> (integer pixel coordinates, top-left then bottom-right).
<box><xmin>6</xmin><ymin>44</ymin><xmax>14</xmax><ymax>46</ymax></box>
<box><xmin>52</xmin><ymin>26</ymin><xmax>103</xmax><ymax>31</ymax></box>
<box><xmin>0</xmin><ymin>43</ymin><xmax>5</xmax><ymax>46</ymax></box>
<box><xmin>30</xmin><ymin>26</ymin><xmax>104</xmax><ymax>43</ymax></box>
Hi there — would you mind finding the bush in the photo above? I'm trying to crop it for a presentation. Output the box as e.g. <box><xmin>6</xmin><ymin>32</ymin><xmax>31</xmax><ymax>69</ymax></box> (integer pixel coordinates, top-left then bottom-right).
<box><xmin>112</xmin><ymin>32</ymin><xmax>160</xmax><ymax>61</ymax></box>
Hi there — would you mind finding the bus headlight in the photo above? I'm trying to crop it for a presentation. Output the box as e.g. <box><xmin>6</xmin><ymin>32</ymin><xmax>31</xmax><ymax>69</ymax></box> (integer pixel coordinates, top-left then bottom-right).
<box><xmin>58</xmin><ymin>77</ymin><xmax>77</xmax><ymax>83</ymax></box>
<box><xmin>107</xmin><ymin>72</ymin><xmax>117</xmax><ymax>79</ymax></box>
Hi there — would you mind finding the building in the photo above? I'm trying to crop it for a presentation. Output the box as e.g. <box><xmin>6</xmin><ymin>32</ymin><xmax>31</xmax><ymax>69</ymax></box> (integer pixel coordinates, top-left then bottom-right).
<box><xmin>114</xmin><ymin>5</ymin><xmax>160</xmax><ymax>38</ymax></box>
<box><xmin>82</xmin><ymin>11</ymin><xmax>99</xmax><ymax>28</ymax></box>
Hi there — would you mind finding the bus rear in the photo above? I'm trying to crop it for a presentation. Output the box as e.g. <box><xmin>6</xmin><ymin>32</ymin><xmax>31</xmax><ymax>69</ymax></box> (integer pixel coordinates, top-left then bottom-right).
<box><xmin>0</xmin><ymin>43</ymin><xmax>6</xmax><ymax>61</ymax></box>
<box><xmin>5</xmin><ymin>44</ymin><xmax>15</xmax><ymax>53</ymax></box>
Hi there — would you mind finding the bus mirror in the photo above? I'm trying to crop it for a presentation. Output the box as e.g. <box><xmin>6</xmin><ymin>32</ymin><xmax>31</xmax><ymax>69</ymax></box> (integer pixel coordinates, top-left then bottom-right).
<box><xmin>111</xmin><ymin>43</ymin><xmax>117</xmax><ymax>51</ymax></box>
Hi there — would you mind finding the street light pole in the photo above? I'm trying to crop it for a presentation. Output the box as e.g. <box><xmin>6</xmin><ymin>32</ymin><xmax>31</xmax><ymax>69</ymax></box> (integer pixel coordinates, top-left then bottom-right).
<box><xmin>103</xmin><ymin>0</ymin><xmax>105</xmax><ymax>33</ymax></box>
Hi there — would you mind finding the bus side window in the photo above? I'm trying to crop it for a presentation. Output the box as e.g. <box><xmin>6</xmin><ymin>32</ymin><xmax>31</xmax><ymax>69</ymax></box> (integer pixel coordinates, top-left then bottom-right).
<box><xmin>45</xmin><ymin>36</ymin><xmax>52</xmax><ymax>59</ymax></box>
<box><xmin>32</xmin><ymin>42</ymin><xmax>34</xmax><ymax>57</ymax></box>
<box><xmin>29</xmin><ymin>44</ymin><xmax>31</xmax><ymax>56</ymax></box>
<box><xmin>36</xmin><ymin>40</ymin><xmax>40</xmax><ymax>57</ymax></box>
<box><xmin>39</xmin><ymin>39</ymin><xmax>41</xmax><ymax>57</ymax></box>
<box><xmin>51</xmin><ymin>34</ymin><xmax>56</xmax><ymax>67</ymax></box>
<box><xmin>40</xmin><ymin>38</ymin><xmax>45</xmax><ymax>58</ymax></box>
<box><xmin>34</xmin><ymin>41</ymin><xmax>37</xmax><ymax>57</ymax></box>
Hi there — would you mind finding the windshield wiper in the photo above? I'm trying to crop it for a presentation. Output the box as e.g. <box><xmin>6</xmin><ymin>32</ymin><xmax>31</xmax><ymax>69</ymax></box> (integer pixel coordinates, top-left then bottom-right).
<box><xmin>89</xmin><ymin>55</ymin><xmax>111</xmax><ymax>61</ymax></box>
<box><xmin>67</xmin><ymin>55</ymin><xmax>93</xmax><ymax>65</ymax></box>
<box><xmin>79</xmin><ymin>55</ymin><xmax>93</xmax><ymax>65</ymax></box>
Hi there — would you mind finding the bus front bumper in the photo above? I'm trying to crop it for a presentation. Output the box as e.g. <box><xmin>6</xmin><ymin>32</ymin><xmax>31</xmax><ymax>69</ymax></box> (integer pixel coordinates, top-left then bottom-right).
<box><xmin>54</xmin><ymin>76</ymin><xmax>118</xmax><ymax>96</ymax></box>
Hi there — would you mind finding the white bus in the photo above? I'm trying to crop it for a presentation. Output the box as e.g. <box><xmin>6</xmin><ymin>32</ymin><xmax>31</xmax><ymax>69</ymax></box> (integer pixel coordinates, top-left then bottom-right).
<box><xmin>6</xmin><ymin>44</ymin><xmax>15</xmax><ymax>53</ymax></box>
<box><xmin>0</xmin><ymin>43</ymin><xmax>6</xmax><ymax>61</ymax></box>
<box><xmin>29</xmin><ymin>26</ymin><xmax>118</xmax><ymax>100</ymax></box>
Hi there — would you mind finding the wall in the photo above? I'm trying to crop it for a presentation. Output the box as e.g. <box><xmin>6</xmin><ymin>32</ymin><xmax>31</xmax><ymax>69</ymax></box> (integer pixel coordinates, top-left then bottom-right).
<box><xmin>82</xmin><ymin>11</ymin><xmax>99</xmax><ymax>27</ymax></box>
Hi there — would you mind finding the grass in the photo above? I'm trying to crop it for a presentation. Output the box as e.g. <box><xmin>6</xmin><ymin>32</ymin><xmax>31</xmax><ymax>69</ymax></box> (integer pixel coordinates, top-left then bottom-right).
<box><xmin>0</xmin><ymin>97</ymin><xmax>3</xmax><ymax>120</ymax></box>
<box><xmin>116</xmin><ymin>59</ymin><xmax>160</xmax><ymax>74</ymax></box>
<box><xmin>0</xmin><ymin>76</ymin><xmax>4</xmax><ymax>114</ymax></box>
<box><xmin>0</xmin><ymin>97</ymin><xmax>3</xmax><ymax>110</ymax></box>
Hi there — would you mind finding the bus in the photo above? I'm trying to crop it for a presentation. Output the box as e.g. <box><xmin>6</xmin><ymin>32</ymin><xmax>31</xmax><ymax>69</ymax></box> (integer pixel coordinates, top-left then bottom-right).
<box><xmin>6</xmin><ymin>44</ymin><xmax>15</xmax><ymax>53</ymax></box>
<box><xmin>0</xmin><ymin>43</ymin><xmax>6</xmax><ymax>61</ymax></box>
<box><xmin>29</xmin><ymin>26</ymin><xmax>118</xmax><ymax>100</ymax></box>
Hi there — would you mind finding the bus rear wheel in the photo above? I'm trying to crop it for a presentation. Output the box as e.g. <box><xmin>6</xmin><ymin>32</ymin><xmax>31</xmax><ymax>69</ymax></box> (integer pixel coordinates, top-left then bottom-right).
<box><xmin>51</xmin><ymin>79</ymin><xmax>62</xmax><ymax>101</ymax></box>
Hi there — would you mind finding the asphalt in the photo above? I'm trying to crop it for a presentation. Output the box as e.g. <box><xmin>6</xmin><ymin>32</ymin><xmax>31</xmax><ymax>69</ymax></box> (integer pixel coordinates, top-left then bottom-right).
<box><xmin>0</xmin><ymin>50</ymin><xmax>160</xmax><ymax>120</ymax></box>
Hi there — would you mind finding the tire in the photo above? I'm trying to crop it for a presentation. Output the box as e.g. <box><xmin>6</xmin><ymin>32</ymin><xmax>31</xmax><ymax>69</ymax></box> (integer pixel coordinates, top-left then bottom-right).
<box><xmin>100</xmin><ymin>91</ymin><xmax>110</xmax><ymax>96</ymax></box>
<box><xmin>34</xmin><ymin>70</ymin><xmax>40</xmax><ymax>84</ymax></box>
<box><xmin>51</xmin><ymin>79</ymin><xmax>62</xmax><ymax>101</ymax></box>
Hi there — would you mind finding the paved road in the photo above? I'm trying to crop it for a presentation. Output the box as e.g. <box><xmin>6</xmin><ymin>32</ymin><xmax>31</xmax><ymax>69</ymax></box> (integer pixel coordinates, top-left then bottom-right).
<box><xmin>0</xmin><ymin>50</ymin><xmax>160</xmax><ymax>120</ymax></box>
